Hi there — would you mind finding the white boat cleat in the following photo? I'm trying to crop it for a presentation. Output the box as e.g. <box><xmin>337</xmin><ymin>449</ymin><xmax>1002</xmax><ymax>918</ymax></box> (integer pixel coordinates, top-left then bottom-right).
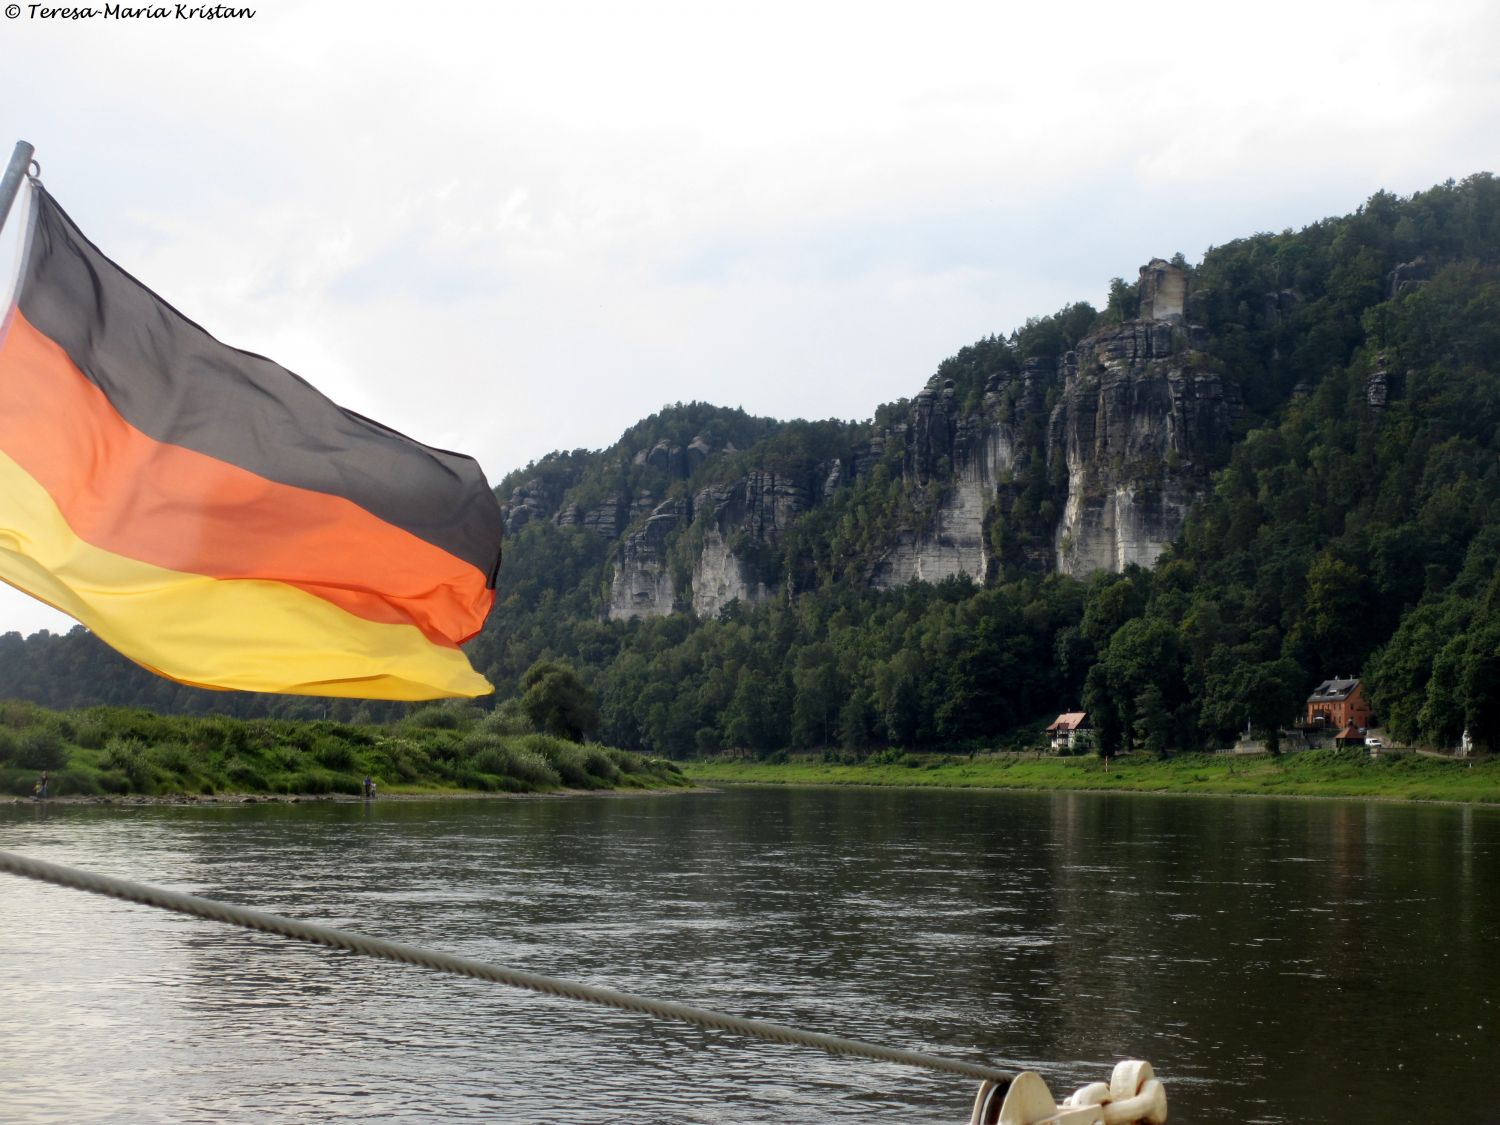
<box><xmin>969</xmin><ymin>1059</ymin><xmax>1167</xmax><ymax>1125</ymax></box>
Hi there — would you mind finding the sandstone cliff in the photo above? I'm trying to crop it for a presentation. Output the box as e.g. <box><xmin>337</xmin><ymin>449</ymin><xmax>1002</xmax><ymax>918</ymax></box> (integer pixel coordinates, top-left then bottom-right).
<box><xmin>606</xmin><ymin>496</ymin><xmax>688</xmax><ymax>619</ymax></box>
<box><xmin>1049</xmin><ymin>265</ymin><xmax>1239</xmax><ymax>574</ymax></box>
<box><xmin>498</xmin><ymin>261</ymin><xmax>1241</xmax><ymax>622</ymax></box>
<box><xmin>866</xmin><ymin>352</ymin><xmax>1059</xmax><ymax>588</ymax></box>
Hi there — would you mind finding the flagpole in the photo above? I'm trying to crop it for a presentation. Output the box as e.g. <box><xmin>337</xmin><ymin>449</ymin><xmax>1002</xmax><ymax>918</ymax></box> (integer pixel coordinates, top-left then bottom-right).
<box><xmin>0</xmin><ymin>140</ymin><xmax>36</xmax><ymax>236</ymax></box>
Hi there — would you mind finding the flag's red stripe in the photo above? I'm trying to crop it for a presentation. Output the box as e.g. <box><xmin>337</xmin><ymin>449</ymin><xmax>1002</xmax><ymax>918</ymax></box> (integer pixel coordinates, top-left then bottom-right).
<box><xmin>21</xmin><ymin>188</ymin><xmax>505</xmax><ymax>581</ymax></box>
<box><xmin>0</xmin><ymin>308</ymin><xmax>493</xmax><ymax>645</ymax></box>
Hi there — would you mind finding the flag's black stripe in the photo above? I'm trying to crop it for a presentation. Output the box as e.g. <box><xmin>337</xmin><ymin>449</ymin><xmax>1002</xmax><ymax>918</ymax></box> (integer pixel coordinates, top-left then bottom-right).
<box><xmin>16</xmin><ymin>187</ymin><xmax>503</xmax><ymax>585</ymax></box>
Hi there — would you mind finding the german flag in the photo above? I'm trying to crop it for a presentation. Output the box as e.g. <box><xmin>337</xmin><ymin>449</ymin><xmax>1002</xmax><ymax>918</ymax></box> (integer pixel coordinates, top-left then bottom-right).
<box><xmin>0</xmin><ymin>183</ymin><xmax>503</xmax><ymax>699</ymax></box>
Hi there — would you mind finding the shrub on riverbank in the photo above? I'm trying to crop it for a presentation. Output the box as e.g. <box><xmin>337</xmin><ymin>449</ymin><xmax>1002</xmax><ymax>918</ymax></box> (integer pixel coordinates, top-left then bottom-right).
<box><xmin>0</xmin><ymin>702</ymin><xmax>688</xmax><ymax>798</ymax></box>
<box><xmin>684</xmin><ymin>748</ymin><xmax>1500</xmax><ymax>804</ymax></box>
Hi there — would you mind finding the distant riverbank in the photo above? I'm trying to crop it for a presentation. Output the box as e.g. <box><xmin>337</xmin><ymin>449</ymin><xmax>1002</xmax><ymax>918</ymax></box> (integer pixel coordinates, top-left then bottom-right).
<box><xmin>0</xmin><ymin>786</ymin><xmax>700</xmax><ymax>808</ymax></box>
<box><xmin>0</xmin><ymin>701</ymin><xmax>690</xmax><ymax>800</ymax></box>
<box><xmin>684</xmin><ymin>748</ymin><xmax>1500</xmax><ymax>804</ymax></box>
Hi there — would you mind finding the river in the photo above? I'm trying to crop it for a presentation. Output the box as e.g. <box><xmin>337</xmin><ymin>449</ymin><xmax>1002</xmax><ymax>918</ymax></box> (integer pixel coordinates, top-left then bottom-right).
<box><xmin>1</xmin><ymin>787</ymin><xmax>1497</xmax><ymax>1123</ymax></box>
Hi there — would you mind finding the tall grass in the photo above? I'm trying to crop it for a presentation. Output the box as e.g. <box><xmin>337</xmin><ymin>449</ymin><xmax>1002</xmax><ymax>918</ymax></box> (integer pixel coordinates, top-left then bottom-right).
<box><xmin>0</xmin><ymin>703</ymin><xmax>691</xmax><ymax>799</ymax></box>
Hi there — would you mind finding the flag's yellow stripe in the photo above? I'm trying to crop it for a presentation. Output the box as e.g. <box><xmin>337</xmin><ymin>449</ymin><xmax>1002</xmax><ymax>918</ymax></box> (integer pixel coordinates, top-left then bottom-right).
<box><xmin>0</xmin><ymin>309</ymin><xmax>494</xmax><ymax>645</ymax></box>
<box><xmin>0</xmin><ymin>447</ymin><xmax>492</xmax><ymax>700</ymax></box>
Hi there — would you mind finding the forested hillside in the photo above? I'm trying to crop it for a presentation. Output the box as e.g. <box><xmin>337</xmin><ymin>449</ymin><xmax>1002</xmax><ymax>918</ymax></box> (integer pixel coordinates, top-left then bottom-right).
<box><xmin>3</xmin><ymin>174</ymin><xmax>1498</xmax><ymax>755</ymax></box>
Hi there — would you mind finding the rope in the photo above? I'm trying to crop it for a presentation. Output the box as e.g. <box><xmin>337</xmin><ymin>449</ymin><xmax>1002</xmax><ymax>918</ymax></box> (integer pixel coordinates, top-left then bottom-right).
<box><xmin>0</xmin><ymin>849</ymin><xmax>1013</xmax><ymax>1088</ymax></box>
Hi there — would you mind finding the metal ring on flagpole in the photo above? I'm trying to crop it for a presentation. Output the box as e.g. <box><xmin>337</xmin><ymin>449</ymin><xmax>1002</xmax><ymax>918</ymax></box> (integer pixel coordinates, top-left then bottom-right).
<box><xmin>28</xmin><ymin>159</ymin><xmax>40</xmax><ymax>178</ymax></box>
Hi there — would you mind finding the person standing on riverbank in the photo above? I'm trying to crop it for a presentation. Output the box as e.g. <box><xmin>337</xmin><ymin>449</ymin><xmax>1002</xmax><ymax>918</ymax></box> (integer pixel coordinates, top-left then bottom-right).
<box><xmin>33</xmin><ymin>771</ymin><xmax>49</xmax><ymax>800</ymax></box>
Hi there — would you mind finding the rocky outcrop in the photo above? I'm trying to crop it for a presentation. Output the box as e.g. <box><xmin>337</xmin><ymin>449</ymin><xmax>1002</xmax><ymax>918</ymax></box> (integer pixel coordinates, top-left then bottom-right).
<box><xmin>870</xmin><ymin>363</ymin><xmax>1049</xmax><ymax>589</ymax></box>
<box><xmin>1367</xmin><ymin>353</ymin><xmax>1390</xmax><ymax>410</ymax></box>
<box><xmin>692</xmin><ymin>528</ymin><xmax>768</xmax><ymax>616</ymax></box>
<box><xmin>606</xmin><ymin>498</ymin><xmax>688</xmax><ymax>620</ymax></box>
<box><xmin>501</xmin><ymin>478</ymin><xmax>555</xmax><ymax>531</ymax></box>
<box><xmin>576</xmin><ymin>260</ymin><xmax>1241</xmax><ymax>620</ymax></box>
<box><xmin>737</xmin><ymin>471</ymin><xmax>811</xmax><ymax>538</ymax></box>
<box><xmin>872</xmin><ymin>421</ymin><xmax>1017</xmax><ymax>588</ymax></box>
<box><xmin>1050</xmin><ymin>313</ymin><xmax>1237</xmax><ymax>575</ymax></box>
<box><xmin>605</xmin><ymin>469</ymin><xmax>818</xmax><ymax>620</ymax></box>
<box><xmin>687</xmin><ymin>472</ymin><xmax>810</xmax><ymax>617</ymax></box>
<box><xmin>1388</xmin><ymin>257</ymin><xmax>1429</xmax><ymax>299</ymax></box>
<box><xmin>631</xmin><ymin>433</ymin><xmax>717</xmax><ymax>480</ymax></box>
<box><xmin>1365</xmin><ymin>351</ymin><xmax>1406</xmax><ymax>411</ymax></box>
<box><xmin>555</xmin><ymin>493</ymin><xmax>631</xmax><ymax>539</ymax></box>
<box><xmin>1139</xmin><ymin>259</ymin><xmax>1187</xmax><ymax>321</ymax></box>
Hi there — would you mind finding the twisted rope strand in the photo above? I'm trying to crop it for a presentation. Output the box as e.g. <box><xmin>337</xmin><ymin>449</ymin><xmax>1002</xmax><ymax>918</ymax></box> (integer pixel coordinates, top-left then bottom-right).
<box><xmin>0</xmin><ymin>848</ymin><xmax>1012</xmax><ymax>1088</ymax></box>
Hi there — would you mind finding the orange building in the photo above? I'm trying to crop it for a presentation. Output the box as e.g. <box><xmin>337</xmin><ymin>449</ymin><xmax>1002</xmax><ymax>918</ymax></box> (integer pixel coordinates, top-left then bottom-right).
<box><xmin>1305</xmin><ymin>677</ymin><xmax>1373</xmax><ymax>731</ymax></box>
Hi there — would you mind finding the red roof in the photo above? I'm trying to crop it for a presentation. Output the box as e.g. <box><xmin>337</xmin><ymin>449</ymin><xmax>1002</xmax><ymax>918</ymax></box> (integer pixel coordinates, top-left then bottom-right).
<box><xmin>1046</xmin><ymin>712</ymin><xmax>1087</xmax><ymax>732</ymax></box>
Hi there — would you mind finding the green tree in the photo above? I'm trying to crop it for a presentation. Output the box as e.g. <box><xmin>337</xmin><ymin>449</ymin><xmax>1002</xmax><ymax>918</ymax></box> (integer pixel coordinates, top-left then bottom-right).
<box><xmin>1201</xmin><ymin>658</ymin><xmax>1304</xmax><ymax>755</ymax></box>
<box><xmin>520</xmin><ymin>660</ymin><xmax>600</xmax><ymax>742</ymax></box>
<box><xmin>1286</xmin><ymin>554</ymin><xmax>1367</xmax><ymax>674</ymax></box>
<box><xmin>1458</xmin><ymin>619</ymin><xmax>1500</xmax><ymax>752</ymax></box>
<box><xmin>1098</xmin><ymin>617</ymin><xmax>1186</xmax><ymax>754</ymax></box>
<box><xmin>791</xmin><ymin>646</ymin><xmax>843</xmax><ymax>748</ymax></box>
<box><xmin>1105</xmin><ymin>277</ymin><xmax>1140</xmax><ymax>322</ymax></box>
<box><xmin>722</xmin><ymin>669</ymin><xmax>782</xmax><ymax>753</ymax></box>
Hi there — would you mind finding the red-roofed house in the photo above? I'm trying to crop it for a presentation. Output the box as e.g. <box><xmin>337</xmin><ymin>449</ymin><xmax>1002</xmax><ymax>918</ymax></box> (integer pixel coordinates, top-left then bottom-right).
<box><xmin>1305</xmin><ymin>677</ymin><xmax>1372</xmax><ymax>732</ymax></box>
<box><xmin>1046</xmin><ymin>712</ymin><xmax>1089</xmax><ymax>751</ymax></box>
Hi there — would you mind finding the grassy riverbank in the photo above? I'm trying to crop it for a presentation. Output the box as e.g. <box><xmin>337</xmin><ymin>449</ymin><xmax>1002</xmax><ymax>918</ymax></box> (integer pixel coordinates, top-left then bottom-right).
<box><xmin>0</xmin><ymin>701</ymin><xmax>689</xmax><ymax>799</ymax></box>
<box><xmin>684</xmin><ymin>749</ymin><xmax>1500</xmax><ymax>804</ymax></box>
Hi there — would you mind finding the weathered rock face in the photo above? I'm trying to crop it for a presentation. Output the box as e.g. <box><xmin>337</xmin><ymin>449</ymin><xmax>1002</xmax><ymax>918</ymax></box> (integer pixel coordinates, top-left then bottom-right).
<box><xmin>1139</xmin><ymin>259</ymin><xmax>1187</xmax><ymax>321</ymax></box>
<box><xmin>1388</xmin><ymin>257</ymin><xmax>1429</xmax><ymax>299</ymax></box>
<box><xmin>1367</xmin><ymin>353</ymin><xmax>1390</xmax><ymax>410</ymax></box>
<box><xmin>869</xmin><ymin>265</ymin><xmax>1234</xmax><ymax>585</ymax></box>
<box><xmin>1050</xmin><ymin>315</ymin><xmax>1236</xmax><ymax>575</ymax></box>
<box><xmin>607</xmin><ymin>498</ymin><xmax>687</xmax><ymax>620</ymax></box>
<box><xmin>688</xmin><ymin>471</ymin><xmax>811</xmax><ymax>617</ymax></box>
<box><xmin>631</xmin><ymin>433</ymin><xmax>717</xmax><ymax>480</ymax></box>
<box><xmin>692</xmin><ymin>528</ymin><xmax>768</xmax><ymax>616</ymax></box>
<box><xmin>871</xmin><ymin>420</ymin><xmax>1017</xmax><ymax>589</ymax></box>
<box><xmin>1364</xmin><ymin>351</ymin><xmax>1406</xmax><ymax>411</ymax></box>
<box><xmin>555</xmin><ymin>493</ymin><xmax>631</xmax><ymax>539</ymax></box>
<box><xmin>606</xmin><ymin>470</ymin><xmax>818</xmax><ymax>620</ymax></box>
<box><xmin>501</xmin><ymin>478</ymin><xmax>553</xmax><ymax>531</ymax></box>
<box><xmin>737</xmin><ymin>471</ymin><xmax>811</xmax><ymax>539</ymax></box>
<box><xmin>870</xmin><ymin>364</ymin><xmax>1048</xmax><ymax>589</ymax></box>
<box><xmin>585</xmin><ymin>259</ymin><xmax>1240</xmax><ymax>619</ymax></box>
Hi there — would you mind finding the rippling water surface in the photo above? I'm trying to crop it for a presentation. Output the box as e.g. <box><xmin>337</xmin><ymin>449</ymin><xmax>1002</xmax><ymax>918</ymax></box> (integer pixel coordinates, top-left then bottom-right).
<box><xmin>2</xmin><ymin>788</ymin><xmax>1498</xmax><ymax>1123</ymax></box>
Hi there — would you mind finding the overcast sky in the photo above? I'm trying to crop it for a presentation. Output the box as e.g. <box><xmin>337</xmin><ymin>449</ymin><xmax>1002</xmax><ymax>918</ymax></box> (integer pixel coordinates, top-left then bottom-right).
<box><xmin>1</xmin><ymin>0</ymin><xmax>1498</xmax><ymax>636</ymax></box>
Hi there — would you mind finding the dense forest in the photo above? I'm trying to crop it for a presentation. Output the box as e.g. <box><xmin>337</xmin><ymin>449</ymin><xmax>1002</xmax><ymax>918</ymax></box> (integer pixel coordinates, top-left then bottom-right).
<box><xmin>3</xmin><ymin>174</ymin><xmax>1499</xmax><ymax>757</ymax></box>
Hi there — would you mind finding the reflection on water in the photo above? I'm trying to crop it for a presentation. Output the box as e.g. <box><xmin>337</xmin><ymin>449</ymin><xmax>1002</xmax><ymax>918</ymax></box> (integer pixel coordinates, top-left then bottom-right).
<box><xmin>2</xmin><ymin>789</ymin><xmax>1498</xmax><ymax>1123</ymax></box>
